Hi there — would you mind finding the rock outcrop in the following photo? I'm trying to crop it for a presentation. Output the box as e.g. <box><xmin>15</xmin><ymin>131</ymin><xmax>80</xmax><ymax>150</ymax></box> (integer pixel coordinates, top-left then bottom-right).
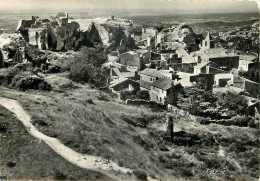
<box><xmin>162</xmin><ymin>24</ymin><xmax>201</xmax><ymax>52</ymax></box>
<box><xmin>71</xmin><ymin>17</ymin><xmax>134</xmax><ymax>49</ymax></box>
<box><xmin>17</xmin><ymin>13</ymin><xmax>84</xmax><ymax>51</ymax></box>
<box><xmin>17</xmin><ymin>13</ymin><xmax>134</xmax><ymax>51</ymax></box>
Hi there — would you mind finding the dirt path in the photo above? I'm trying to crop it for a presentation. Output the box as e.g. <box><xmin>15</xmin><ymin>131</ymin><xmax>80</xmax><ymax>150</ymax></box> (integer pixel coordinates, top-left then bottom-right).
<box><xmin>0</xmin><ymin>97</ymin><xmax>132</xmax><ymax>180</ymax></box>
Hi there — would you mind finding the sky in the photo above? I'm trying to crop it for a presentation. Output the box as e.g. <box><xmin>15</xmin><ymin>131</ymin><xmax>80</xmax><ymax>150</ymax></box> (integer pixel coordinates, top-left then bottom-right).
<box><xmin>0</xmin><ymin>0</ymin><xmax>259</xmax><ymax>13</ymax></box>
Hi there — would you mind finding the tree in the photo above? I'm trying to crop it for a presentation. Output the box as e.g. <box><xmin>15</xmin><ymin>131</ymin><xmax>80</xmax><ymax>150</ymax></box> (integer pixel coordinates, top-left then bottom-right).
<box><xmin>215</xmin><ymin>91</ymin><xmax>248</xmax><ymax>116</ymax></box>
<box><xmin>69</xmin><ymin>47</ymin><xmax>108</xmax><ymax>87</ymax></box>
<box><xmin>165</xmin><ymin>83</ymin><xmax>184</xmax><ymax>106</ymax></box>
<box><xmin>177</xmin><ymin>81</ymin><xmax>218</xmax><ymax>117</ymax></box>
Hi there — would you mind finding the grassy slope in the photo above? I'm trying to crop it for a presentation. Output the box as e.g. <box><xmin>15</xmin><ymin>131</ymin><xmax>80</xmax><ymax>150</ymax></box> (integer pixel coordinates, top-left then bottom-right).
<box><xmin>0</xmin><ymin>105</ymin><xmax>110</xmax><ymax>180</ymax></box>
<box><xmin>1</xmin><ymin>73</ymin><xmax>259</xmax><ymax>180</ymax></box>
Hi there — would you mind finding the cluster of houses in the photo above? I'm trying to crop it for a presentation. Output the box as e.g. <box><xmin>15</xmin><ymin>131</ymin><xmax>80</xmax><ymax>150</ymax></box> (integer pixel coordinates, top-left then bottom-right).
<box><xmin>105</xmin><ymin>24</ymin><xmax>259</xmax><ymax>104</ymax></box>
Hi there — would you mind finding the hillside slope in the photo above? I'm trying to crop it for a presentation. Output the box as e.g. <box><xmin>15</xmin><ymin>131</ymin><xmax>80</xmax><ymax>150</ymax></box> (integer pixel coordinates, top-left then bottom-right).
<box><xmin>1</xmin><ymin>73</ymin><xmax>259</xmax><ymax>180</ymax></box>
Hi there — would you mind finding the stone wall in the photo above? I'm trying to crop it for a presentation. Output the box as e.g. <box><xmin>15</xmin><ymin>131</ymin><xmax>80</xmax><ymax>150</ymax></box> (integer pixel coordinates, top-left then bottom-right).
<box><xmin>209</xmin><ymin>56</ymin><xmax>239</xmax><ymax>71</ymax></box>
<box><xmin>0</xmin><ymin>50</ymin><xmax>3</xmax><ymax>68</ymax></box>
<box><xmin>119</xmin><ymin>52</ymin><xmax>145</xmax><ymax>70</ymax></box>
<box><xmin>126</xmin><ymin>99</ymin><xmax>166</xmax><ymax>109</ymax></box>
<box><xmin>190</xmin><ymin>73</ymin><xmax>214</xmax><ymax>90</ymax></box>
<box><xmin>244</xmin><ymin>80</ymin><xmax>259</xmax><ymax>98</ymax></box>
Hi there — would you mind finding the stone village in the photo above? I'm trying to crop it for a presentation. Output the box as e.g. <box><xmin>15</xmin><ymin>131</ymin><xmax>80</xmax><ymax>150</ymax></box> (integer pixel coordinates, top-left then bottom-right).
<box><xmin>0</xmin><ymin>12</ymin><xmax>259</xmax><ymax>106</ymax></box>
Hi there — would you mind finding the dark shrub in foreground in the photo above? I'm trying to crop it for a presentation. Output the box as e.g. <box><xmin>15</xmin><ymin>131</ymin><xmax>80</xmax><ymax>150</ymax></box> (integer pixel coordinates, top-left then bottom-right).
<box><xmin>132</xmin><ymin>170</ymin><xmax>147</xmax><ymax>180</ymax></box>
<box><xmin>10</xmin><ymin>75</ymin><xmax>51</xmax><ymax>91</ymax></box>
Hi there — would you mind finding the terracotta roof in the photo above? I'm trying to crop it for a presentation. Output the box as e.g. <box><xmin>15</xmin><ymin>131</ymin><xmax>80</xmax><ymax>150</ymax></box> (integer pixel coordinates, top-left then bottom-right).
<box><xmin>151</xmin><ymin>78</ymin><xmax>173</xmax><ymax>90</ymax></box>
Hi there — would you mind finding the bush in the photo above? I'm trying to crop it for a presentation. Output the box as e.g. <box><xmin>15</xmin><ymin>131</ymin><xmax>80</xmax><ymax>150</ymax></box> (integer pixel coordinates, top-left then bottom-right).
<box><xmin>68</xmin><ymin>47</ymin><xmax>108</xmax><ymax>87</ymax></box>
<box><xmin>85</xmin><ymin>98</ymin><xmax>94</xmax><ymax>104</ymax></box>
<box><xmin>46</xmin><ymin>65</ymin><xmax>61</xmax><ymax>73</ymax></box>
<box><xmin>10</xmin><ymin>74</ymin><xmax>52</xmax><ymax>91</ymax></box>
<box><xmin>132</xmin><ymin>170</ymin><xmax>147</xmax><ymax>180</ymax></box>
<box><xmin>179</xmin><ymin>168</ymin><xmax>193</xmax><ymax>178</ymax></box>
<box><xmin>98</xmin><ymin>93</ymin><xmax>109</xmax><ymax>101</ymax></box>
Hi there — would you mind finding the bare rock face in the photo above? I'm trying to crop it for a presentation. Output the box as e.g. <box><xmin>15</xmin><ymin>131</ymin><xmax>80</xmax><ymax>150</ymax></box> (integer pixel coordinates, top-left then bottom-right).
<box><xmin>71</xmin><ymin>17</ymin><xmax>134</xmax><ymax>49</ymax></box>
<box><xmin>17</xmin><ymin>13</ymin><xmax>134</xmax><ymax>51</ymax></box>
<box><xmin>17</xmin><ymin>13</ymin><xmax>85</xmax><ymax>51</ymax></box>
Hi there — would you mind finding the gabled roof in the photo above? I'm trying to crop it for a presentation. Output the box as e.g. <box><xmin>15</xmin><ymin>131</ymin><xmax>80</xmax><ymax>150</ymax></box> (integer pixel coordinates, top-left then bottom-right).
<box><xmin>151</xmin><ymin>78</ymin><xmax>173</xmax><ymax>90</ymax></box>
<box><xmin>140</xmin><ymin>68</ymin><xmax>164</xmax><ymax>78</ymax></box>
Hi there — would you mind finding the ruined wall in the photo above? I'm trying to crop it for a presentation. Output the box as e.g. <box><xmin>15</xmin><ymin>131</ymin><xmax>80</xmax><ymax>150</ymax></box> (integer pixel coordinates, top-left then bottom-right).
<box><xmin>119</xmin><ymin>52</ymin><xmax>144</xmax><ymax>70</ymax></box>
<box><xmin>111</xmin><ymin>79</ymin><xmax>140</xmax><ymax>92</ymax></box>
<box><xmin>209</xmin><ymin>56</ymin><xmax>239</xmax><ymax>71</ymax></box>
<box><xmin>166</xmin><ymin>114</ymin><xmax>174</xmax><ymax>141</ymax></box>
<box><xmin>190</xmin><ymin>73</ymin><xmax>214</xmax><ymax>90</ymax></box>
<box><xmin>0</xmin><ymin>50</ymin><xmax>3</xmax><ymax>68</ymax></box>
<box><xmin>126</xmin><ymin>99</ymin><xmax>166</xmax><ymax>109</ymax></box>
<box><xmin>244</xmin><ymin>80</ymin><xmax>259</xmax><ymax>98</ymax></box>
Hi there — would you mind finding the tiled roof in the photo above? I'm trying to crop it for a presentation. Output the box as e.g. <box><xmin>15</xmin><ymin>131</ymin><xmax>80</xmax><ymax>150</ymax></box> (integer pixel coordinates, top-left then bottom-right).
<box><xmin>140</xmin><ymin>68</ymin><xmax>164</xmax><ymax>78</ymax></box>
<box><xmin>151</xmin><ymin>78</ymin><xmax>173</xmax><ymax>90</ymax></box>
<box><xmin>239</xmin><ymin>55</ymin><xmax>257</xmax><ymax>62</ymax></box>
<box><xmin>140</xmin><ymin>80</ymin><xmax>152</xmax><ymax>90</ymax></box>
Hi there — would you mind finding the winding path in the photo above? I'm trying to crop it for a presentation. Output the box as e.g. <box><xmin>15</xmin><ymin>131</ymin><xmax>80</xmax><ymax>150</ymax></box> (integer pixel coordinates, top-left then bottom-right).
<box><xmin>0</xmin><ymin>97</ymin><xmax>131</xmax><ymax>180</ymax></box>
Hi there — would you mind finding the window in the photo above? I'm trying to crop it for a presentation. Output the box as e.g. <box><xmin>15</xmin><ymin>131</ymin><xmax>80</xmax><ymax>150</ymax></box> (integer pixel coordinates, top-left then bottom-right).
<box><xmin>205</xmin><ymin>41</ymin><xmax>207</xmax><ymax>47</ymax></box>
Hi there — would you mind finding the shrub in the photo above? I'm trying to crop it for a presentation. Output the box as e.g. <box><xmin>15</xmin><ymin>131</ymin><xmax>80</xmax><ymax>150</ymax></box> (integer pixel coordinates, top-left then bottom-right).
<box><xmin>46</xmin><ymin>65</ymin><xmax>61</xmax><ymax>73</ymax></box>
<box><xmin>68</xmin><ymin>47</ymin><xmax>108</xmax><ymax>87</ymax></box>
<box><xmin>98</xmin><ymin>93</ymin><xmax>109</xmax><ymax>101</ymax></box>
<box><xmin>132</xmin><ymin>170</ymin><xmax>148</xmax><ymax>180</ymax></box>
<box><xmin>85</xmin><ymin>98</ymin><xmax>94</xmax><ymax>104</ymax></box>
<box><xmin>6</xmin><ymin>161</ymin><xmax>16</xmax><ymax>167</ymax></box>
<box><xmin>10</xmin><ymin>75</ymin><xmax>51</xmax><ymax>91</ymax></box>
<box><xmin>179</xmin><ymin>168</ymin><xmax>193</xmax><ymax>178</ymax></box>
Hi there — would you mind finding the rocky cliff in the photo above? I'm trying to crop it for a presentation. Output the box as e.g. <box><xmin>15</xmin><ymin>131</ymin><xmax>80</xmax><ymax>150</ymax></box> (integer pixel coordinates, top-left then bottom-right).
<box><xmin>17</xmin><ymin>13</ymin><xmax>132</xmax><ymax>51</ymax></box>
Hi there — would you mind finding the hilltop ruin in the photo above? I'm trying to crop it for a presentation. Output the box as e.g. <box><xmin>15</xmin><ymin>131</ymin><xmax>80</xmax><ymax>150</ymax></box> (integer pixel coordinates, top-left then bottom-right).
<box><xmin>16</xmin><ymin>12</ymin><xmax>132</xmax><ymax>51</ymax></box>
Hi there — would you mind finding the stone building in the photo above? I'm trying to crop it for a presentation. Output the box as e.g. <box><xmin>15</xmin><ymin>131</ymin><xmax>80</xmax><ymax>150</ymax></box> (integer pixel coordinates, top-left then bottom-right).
<box><xmin>194</xmin><ymin>48</ymin><xmax>240</xmax><ymax>72</ymax></box>
<box><xmin>119</xmin><ymin>51</ymin><xmax>145</xmax><ymax>70</ymax></box>
<box><xmin>238</xmin><ymin>55</ymin><xmax>257</xmax><ymax>71</ymax></box>
<box><xmin>214</xmin><ymin>73</ymin><xmax>234</xmax><ymax>87</ymax></box>
<box><xmin>150</xmin><ymin>78</ymin><xmax>173</xmax><ymax>104</ymax></box>
<box><xmin>142</xmin><ymin>27</ymin><xmax>158</xmax><ymax>41</ymax></box>
<box><xmin>139</xmin><ymin>68</ymin><xmax>164</xmax><ymax>90</ymax></box>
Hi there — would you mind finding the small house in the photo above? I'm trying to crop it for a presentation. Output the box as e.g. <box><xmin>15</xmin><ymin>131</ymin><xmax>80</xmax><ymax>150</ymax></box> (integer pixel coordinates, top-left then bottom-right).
<box><xmin>150</xmin><ymin>78</ymin><xmax>173</xmax><ymax>104</ymax></box>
